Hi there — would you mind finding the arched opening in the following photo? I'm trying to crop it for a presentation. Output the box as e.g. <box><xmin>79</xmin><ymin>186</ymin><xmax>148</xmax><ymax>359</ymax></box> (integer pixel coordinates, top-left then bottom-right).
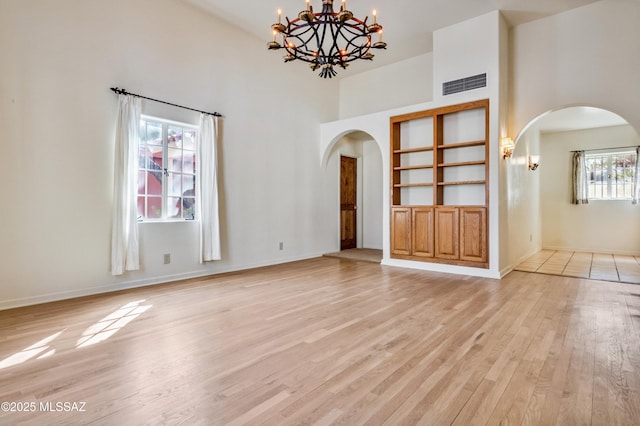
<box><xmin>323</xmin><ymin>130</ymin><xmax>384</xmax><ymax>259</ymax></box>
<box><xmin>507</xmin><ymin>106</ymin><xmax>640</xmax><ymax>282</ymax></box>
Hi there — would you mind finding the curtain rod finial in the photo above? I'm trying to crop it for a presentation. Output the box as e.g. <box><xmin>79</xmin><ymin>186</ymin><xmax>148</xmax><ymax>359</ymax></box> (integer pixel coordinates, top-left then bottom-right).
<box><xmin>110</xmin><ymin>87</ymin><xmax>128</xmax><ymax>95</ymax></box>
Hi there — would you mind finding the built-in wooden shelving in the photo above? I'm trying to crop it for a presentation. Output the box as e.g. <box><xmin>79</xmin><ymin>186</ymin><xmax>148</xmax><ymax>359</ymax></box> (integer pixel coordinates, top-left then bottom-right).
<box><xmin>438</xmin><ymin>140</ymin><xmax>486</xmax><ymax>150</ymax></box>
<box><xmin>393</xmin><ymin>146</ymin><xmax>434</xmax><ymax>154</ymax></box>
<box><xmin>389</xmin><ymin>99</ymin><xmax>489</xmax><ymax>269</ymax></box>
<box><xmin>437</xmin><ymin>180</ymin><xmax>486</xmax><ymax>186</ymax></box>
<box><xmin>394</xmin><ymin>164</ymin><xmax>434</xmax><ymax>171</ymax></box>
<box><xmin>437</xmin><ymin>160</ymin><xmax>485</xmax><ymax>168</ymax></box>
<box><xmin>394</xmin><ymin>183</ymin><xmax>433</xmax><ymax>188</ymax></box>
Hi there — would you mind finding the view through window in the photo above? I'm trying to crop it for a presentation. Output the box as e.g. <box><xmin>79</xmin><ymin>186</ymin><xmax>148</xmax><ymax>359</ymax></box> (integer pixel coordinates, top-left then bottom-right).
<box><xmin>138</xmin><ymin>116</ymin><xmax>197</xmax><ymax>220</ymax></box>
<box><xmin>586</xmin><ymin>150</ymin><xmax>637</xmax><ymax>200</ymax></box>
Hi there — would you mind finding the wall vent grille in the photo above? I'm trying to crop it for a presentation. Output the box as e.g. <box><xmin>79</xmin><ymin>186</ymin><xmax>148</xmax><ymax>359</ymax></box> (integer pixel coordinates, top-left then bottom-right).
<box><xmin>443</xmin><ymin>73</ymin><xmax>487</xmax><ymax>96</ymax></box>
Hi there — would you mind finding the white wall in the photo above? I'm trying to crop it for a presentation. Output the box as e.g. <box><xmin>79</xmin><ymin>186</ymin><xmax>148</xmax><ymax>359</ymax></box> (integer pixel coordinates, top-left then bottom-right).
<box><xmin>505</xmin><ymin>130</ymin><xmax>542</xmax><ymax>267</ymax></box>
<box><xmin>510</xmin><ymin>0</ymin><xmax>640</xmax><ymax>138</ymax></box>
<box><xmin>497</xmin><ymin>10</ymin><xmax>510</xmax><ymax>273</ymax></box>
<box><xmin>339</xmin><ymin>53</ymin><xmax>433</xmax><ymax>119</ymax></box>
<box><xmin>540</xmin><ymin>125</ymin><xmax>640</xmax><ymax>255</ymax></box>
<box><xmin>0</xmin><ymin>0</ymin><xmax>339</xmax><ymax>309</ymax></box>
<box><xmin>362</xmin><ymin>140</ymin><xmax>383</xmax><ymax>249</ymax></box>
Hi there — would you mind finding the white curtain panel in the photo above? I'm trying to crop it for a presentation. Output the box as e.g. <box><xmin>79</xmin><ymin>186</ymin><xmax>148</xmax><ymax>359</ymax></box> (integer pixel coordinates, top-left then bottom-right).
<box><xmin>633</xmin><ymin>146</ymin><xmax>640</xmax><ymax>204</ymax></box>
<box><xmin>571</xmin><ymin>150</ymin><xmax>589</xmax><ymax>205</ymax></box>
<box><xmin>111</xmin><ymin>94</ymin><xmax>142</xmax><ymax>275</ymax></box>
<box><xmin>196</xmin><ymin>114</ymin><xmax>221</xmax><ymax>262</ymax></box>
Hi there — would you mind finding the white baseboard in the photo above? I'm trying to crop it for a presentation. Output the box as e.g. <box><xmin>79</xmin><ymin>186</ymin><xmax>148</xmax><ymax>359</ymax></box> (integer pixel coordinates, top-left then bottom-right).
<box><xmin>381</xmin><ymin>258</ymin><xmax>502</xmax><ymax>279</ymax></box>
<box><xmin>499</xmin><ymin>265</ymin><xmax>514</xmax><ymax>278</ymax></box>
<box><xmin>0</xmin><ymin>252</ymin><xmax>326</xmax><ymax>311</ymax></box>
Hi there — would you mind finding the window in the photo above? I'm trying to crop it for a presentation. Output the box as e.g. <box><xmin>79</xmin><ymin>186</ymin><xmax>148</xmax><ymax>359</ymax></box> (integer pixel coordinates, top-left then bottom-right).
<box><xmin>138</xmin><ymin>116</ymin><xmax>197</xmax><ymax>220</ymax></box>
<box><xmin>585</xmin><ymin>151</ymin><xmax>637</xmax><ymax>200</ymax></box>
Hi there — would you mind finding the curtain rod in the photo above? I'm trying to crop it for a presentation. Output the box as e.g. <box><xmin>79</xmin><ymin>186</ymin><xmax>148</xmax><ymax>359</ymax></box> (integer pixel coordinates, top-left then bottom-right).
<box><xmin>571</xmin><ymin>145</ymin><xmax>639</xmax><ymax>153</ymax></box>
<box><xmin>110</xmin><ymin>87</ymin><xmax>222</xmax><ymax>117</ymax></box>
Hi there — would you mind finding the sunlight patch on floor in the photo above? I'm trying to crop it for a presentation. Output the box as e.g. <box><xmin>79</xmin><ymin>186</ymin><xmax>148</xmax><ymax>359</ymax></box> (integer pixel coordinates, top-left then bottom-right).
<box><xmin>0</xmin><ymin>330</ymin><xmax>63</xmax><ymax>369</ymax></box>
<box><xmin>76</xmin><ymin>300</ymin><xmax>152</xmax><ymax>349</ymax></box>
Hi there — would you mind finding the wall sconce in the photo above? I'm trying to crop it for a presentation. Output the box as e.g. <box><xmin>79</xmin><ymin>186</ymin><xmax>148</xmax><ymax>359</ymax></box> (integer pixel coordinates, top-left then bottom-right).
<box><xmin>501</xmin><ymin>137</ymin><xmax>515</xmax><ymax>159</ymax></box>
<box><xmin>528</xmin><ymin>155</ymin><xmax>540</xmax><ymax>170</ymax></box>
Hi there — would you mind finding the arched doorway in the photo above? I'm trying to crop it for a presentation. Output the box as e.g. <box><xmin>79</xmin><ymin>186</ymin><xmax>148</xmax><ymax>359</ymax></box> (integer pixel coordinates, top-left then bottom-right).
<box><xmin>507</xmin><ymin>106</ymin><xmax>640</xmax><ymax>282</ymax></box>
<box><xmin>324</xmin><ymin>130</ymin><xmax>384</xmax><ymax>256</ymax></box>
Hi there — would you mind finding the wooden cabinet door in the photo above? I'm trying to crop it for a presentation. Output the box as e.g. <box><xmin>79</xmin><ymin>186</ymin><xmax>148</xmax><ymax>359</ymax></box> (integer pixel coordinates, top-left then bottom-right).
<box><xmin>412</xmin><ymin>207</ymin><xmax>434</xmax><ymax>258</ymax></box>
<box><xmin>460</xmin><ymin>207</ymin><xmax>487</xmax><ymax>263</ymax></box>
<box><xmin>435</xmin><ymin>207</ymin><xmax>459</xmax><ymax>259</ymax></box>
<box><xmin>391</xmin><ymin>208</ymin><xmax>411</xmax><ymax>255</ymax></box>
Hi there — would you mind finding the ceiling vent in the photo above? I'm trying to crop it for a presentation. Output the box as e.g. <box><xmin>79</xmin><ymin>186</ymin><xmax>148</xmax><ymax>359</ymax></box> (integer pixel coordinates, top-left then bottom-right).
<box><xmin>443</xmin><ymin>73</ymin><xmax>487</xmax><ymax>96</ymax></box>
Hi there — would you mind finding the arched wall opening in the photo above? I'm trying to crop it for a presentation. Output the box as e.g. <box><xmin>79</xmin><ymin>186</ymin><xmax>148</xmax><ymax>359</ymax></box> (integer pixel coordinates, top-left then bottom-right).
<box><xmin>505</xmin><ymin>105</ymin><xmax>640</xmax><ymax>269</ymax></box>
<box><xmin>323</xmin><ymin>130</ymin><xmax>384</xmax><ymax>251</ymax></box>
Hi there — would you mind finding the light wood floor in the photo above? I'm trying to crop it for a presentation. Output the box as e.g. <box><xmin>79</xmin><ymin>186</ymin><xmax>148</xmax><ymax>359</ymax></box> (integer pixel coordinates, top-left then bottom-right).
<box><xmin>515</xmin><ymin>249</ymin><xmax>640</xmax><ymax>284</ymax></box>
<box><xmin>1</xmin><ymin>258</ymin><xmax>639</xmax><ymax>425</ymax></box>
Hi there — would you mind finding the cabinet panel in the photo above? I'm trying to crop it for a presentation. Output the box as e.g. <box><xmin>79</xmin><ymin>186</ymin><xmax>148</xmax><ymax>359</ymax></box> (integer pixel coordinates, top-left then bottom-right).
<box><xmin>412</xmin><ymin>207</ymin><xmax>434</xmax><ymax>258</ymax></box>
<box><xmin>435</xmin><ymin>207</ymin><xmax>459</xmax><ymax>259</ymax></box>
<box><xmin>391</xmin><ymin>208</ymin><xmax>411</xmax><ymax>255</ymax></box>
<box><xmin>460</xmin><ymin>207</ymin><xmax>487</xmax><ymax>262</ymax></box>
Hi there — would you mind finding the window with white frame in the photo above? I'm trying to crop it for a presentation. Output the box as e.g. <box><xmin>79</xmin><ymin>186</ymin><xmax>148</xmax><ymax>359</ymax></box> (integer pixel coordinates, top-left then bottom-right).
<box><xmin>138</xmin><ymin>116</ymin><xmax>197</xmax><ymax>220</ymax></box>
<box><xmin>585</xmin><ymin>150</ymin><xmax>637</xmax><ymax>200</ymax></box>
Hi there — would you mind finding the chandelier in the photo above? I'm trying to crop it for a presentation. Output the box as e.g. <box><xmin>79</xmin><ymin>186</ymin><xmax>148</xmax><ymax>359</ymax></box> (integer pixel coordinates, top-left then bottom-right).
<box><xmin>267</xmin><ymin>0</ymin><xmax>386</xmax><ymax>78</ymax></box>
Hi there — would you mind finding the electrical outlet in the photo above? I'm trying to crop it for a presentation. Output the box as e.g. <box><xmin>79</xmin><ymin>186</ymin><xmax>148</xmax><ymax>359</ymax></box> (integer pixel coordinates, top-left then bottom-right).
<box><xmin>163</xmin><ymin>253</ymin><xmax>170</xmax><ymax>264</ymax></box>
<box><xmin>279</xmin><ymin>242</ymin><xmax>284</xmax><ymax>250</ymax></box>
<box><xmin>530</xmin><ymin>234</ymin><xmax>533</xmax><ymax>242</ymax></box>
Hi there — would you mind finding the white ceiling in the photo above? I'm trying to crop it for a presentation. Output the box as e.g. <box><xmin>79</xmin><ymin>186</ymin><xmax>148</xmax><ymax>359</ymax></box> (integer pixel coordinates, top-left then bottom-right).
<box><xmin>181</xmin><ymin>0</ymin><xmax>599</xmax><ymax>77</ymax></box>
<box><xmin>535</xmin><ymin>106</ymin><xmax>629</xmax><ymax>133</ymax></box>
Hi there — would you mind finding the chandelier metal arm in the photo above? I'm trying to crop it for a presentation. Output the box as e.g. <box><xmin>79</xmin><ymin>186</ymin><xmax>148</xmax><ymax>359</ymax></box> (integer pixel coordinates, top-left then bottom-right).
<box><xmin>317</xmin><ymin>15</ymin><xmax>329</xmax><ymax>60</ymax></box>
<box><xmin>338</xmin><ymin>24</ymin><xmax>371</xmax><ymax>60</ymax></box>
<box><xmin>268</xmin><ymin>0</ymin><xmax>386</xmax><ymax>78</ymax></box>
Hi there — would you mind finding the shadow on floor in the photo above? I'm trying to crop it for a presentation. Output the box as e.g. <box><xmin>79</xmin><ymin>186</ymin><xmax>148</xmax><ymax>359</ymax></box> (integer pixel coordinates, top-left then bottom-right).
<box><xmin>323</xmin><ymin>248</ymin><xmax>382</xmax><ymax>264</ymax></box>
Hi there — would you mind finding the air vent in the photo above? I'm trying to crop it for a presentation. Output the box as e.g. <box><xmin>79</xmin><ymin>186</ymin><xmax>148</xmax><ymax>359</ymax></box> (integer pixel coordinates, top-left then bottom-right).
<box><xmin>443</xmin><ymin>73</ymin><xmax>487</xmax><ymax>96</ymax></box>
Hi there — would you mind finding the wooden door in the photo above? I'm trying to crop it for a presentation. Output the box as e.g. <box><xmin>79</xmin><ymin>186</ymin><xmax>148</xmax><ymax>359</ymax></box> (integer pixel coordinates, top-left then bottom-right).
<box><xmin>435</xmin><ymin>207</ymin><xmax>459</xmax><ymax>259</ymax></box>
<box><xmin>460</xmin><ymin>207</ymin><xmax>487</xmax><ymax>263</ymax></box>
<box><xmin>340</xmin><ymin>156</ymin><xmax>357</xmax><ymax>250</ymax></box>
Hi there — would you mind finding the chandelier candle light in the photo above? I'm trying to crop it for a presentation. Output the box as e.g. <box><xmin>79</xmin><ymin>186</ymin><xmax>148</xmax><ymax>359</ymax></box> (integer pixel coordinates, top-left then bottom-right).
<box><xmin>268</xmin><ymin>0</ymin><xmax>386</xmax><ymax>78</ymax></box>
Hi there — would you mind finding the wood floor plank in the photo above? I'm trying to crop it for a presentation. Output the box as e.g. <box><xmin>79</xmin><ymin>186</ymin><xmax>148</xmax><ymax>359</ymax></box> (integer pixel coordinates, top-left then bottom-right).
<box><xmin>0</xmin><ymin>258</ymin><xmax>640</xmax><ymax>424</ymax></box>
<box><xmin>555</xmin><ymin>280</ymin><xmax>596</xmax><ymax>426</ymax></box>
